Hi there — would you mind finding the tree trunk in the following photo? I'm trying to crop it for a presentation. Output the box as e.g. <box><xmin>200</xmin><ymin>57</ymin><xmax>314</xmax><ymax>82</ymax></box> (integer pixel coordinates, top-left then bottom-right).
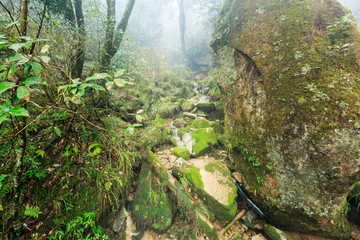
<box><xmin>177</xmin><ymin>0</ymin><xmax>186</xmax><ymax>59</ymax></box>
<box><xmin>101</xmin><ymin>0</ymin><xmax>136</xmax><ymax>70</ymax></box>
<box><xmin>112</xmin><ymin>0</ymin><xmax>136</xmax><ymax>54</ymax></box>
<box><xmin>20</xmin><ymin>0</ymin><xmax>28</xmax><ymax>36</ymax></box>
<box><xmin>64</xmin><ymin>0</ymin><xmax>76</xmax><ymax>26</ymax></box>
<box><xmin>71</xmin><ymin>0</ymin><xmax>86</xmax><ymax>78</ymax></box>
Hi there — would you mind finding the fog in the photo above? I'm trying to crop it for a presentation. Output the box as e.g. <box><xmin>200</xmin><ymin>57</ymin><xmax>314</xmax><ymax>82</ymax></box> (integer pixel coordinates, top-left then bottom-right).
<box><xmin>337</xmin><ymin>0</ymin><xmax>360</xmax><ymax>25</ymax></box>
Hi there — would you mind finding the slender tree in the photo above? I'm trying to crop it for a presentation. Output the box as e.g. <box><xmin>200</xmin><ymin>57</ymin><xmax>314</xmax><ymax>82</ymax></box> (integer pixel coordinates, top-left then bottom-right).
<box><xmin>100</xmin><ymin>0</ymin><xmax>136</xmax><ymax>70</ymax></box>
<box><xmin>177</xmin><ymin>0</ymin><xmax>186</xmax><ymax>58</ymax></box>
<box><xmin>71</xmin><ymin>0</ymin><xmax>85</xmax><ymax>78</ymax></box>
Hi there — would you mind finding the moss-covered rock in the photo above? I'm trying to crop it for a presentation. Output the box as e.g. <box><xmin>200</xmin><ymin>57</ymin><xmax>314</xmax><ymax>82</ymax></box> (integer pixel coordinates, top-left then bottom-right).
<box><xmin>264</xmin><ymin>225</ymin><xmax>291</xmax><ymax>240</ymax></box>
<box><xmin>191</xmin><ymin>128</ymin><xmax>218</xmax><ymax>157</ymax></box>
<box><xmin>132</xmin><ymin>163</ymin><xmax>175</xmax><ymax>234</ymax></box>
<box><xmin>179</xmin><ymin>159</ymin><xmax>237</xmax><ymax>221</ymax></box>
<box><xmin>181</xmin><ymin>100</ymin><xmax>195</xmax><ymax>112</ymax></box>
<box><xmin>190</xmin><ymin>119</ymin><xmax>212</xmax><ymax>129</ymax></box>
<box><xmin>196</xmin><ymin>102</ymin><xmax>216</xmax><ymax>113</ymax></box>
<box><xmin>212</xmin><ymin>0</ymin><xmax>360</xmax><ymax>237</ymax></box>
<box><xmin>171</xmin><ymin>147</ymin><xmax>191</xmax><ymax>160</ymax></box>
<box><xmin>142</xmin><ymin>125</ymin><xmax>172</xmax><ymax>150</ymax></box>
<box><xmin>173</xmin><ymin>118</ymin><xmax>187</xmax><ymax>128</ymax></box>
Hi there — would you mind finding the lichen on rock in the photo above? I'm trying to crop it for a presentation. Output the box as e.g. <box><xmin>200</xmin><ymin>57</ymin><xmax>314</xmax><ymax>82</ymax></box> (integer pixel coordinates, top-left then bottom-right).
<box><xmin>211</xmin><ymin>0</ymin><xmax>360</xmax><ymax>237</ymax></box>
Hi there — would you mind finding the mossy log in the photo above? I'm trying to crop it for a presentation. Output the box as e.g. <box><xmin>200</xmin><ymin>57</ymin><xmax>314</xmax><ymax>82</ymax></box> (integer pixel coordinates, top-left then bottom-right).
<box><xmin>145</xmin><ymin>148</ymin><xmax>224</xmax><ymax>240</ymax></box>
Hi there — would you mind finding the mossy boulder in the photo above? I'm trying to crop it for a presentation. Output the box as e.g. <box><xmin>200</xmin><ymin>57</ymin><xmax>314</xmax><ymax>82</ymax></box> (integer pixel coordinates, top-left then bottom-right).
<box><xmin>212</xmin><ymin>0</ymin><xmax>360</xmax><ymax>237</ymax></box>
<box><xmin>171</xmin><ymin>147</ymin><xmax>191</xmax><ymax>160</ymax></box>
<box><xmin>190</xmin><ymin>118</ymin><xmax>212</xmax><ymax>129</ymax></box>
<box><xmin>142</xmin><ymin>125</ymin><xmax>172</xmax><ymax>150</ymax></box>
<box><xmin>179</xmin><ymin>159</ymin><xmax>237</xmax><ymax>221</ymax></box>
<box><xmin>173</xmin><ymin>118</ymin><xmax>187</xmax><ymax>128</ymax></box>
<box><xmin>196</xmin><ymin>102</ymin><xmax>216</xmax><ymax>113</ymax></box>
<box><xmin>181</xmin><ymin>100</ymin><xmax>195</xmax><ymax>112</ymax></box>
<box><xmin>191</xmin><ymin>128</ymin><xmax>218</xmax><ymax>157</ymax></box>
<box><xmin>132</xmin><ymin>163</ymin><xmax>175</xmax><ymax>234</ymax></box>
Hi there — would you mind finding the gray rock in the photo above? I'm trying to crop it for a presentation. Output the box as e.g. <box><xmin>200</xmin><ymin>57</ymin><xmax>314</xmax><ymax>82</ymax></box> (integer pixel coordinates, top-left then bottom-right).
<box><xmin>212</xmin><ymin>0</ymin><xmax>360</xmax><ymax>237</ymax></box>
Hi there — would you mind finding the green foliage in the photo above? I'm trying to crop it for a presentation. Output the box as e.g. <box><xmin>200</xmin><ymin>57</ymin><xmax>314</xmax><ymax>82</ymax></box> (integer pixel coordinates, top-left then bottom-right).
<box><xmin>24</xmin><ymin>205</ymin><xmax>42</xmax><ymax>218</ymax></box>
<box><xmin>50</xmin><ymin>212</ymin><xmax>108</xmax><ymax>240</ymax></box>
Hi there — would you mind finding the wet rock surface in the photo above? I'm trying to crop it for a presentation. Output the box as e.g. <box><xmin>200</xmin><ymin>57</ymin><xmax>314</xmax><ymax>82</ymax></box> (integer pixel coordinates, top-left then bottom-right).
<box><xmin>212</xmin><ymin>0</ymin><xmax>360</xmax><ymax>237</ymax></box>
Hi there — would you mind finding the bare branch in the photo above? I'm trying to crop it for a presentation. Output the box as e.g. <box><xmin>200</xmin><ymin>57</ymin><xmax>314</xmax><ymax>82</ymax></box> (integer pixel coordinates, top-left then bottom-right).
<box><xmin>0</xmin><ymin>1</ymin><xmax>21</xmax><ymax>35</ymax></box>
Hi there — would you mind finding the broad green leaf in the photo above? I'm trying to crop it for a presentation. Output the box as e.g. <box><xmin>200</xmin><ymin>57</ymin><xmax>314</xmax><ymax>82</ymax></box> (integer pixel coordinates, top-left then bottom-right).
<box><xmin>40</xmin><ymin>44</ymin><xmax>50</xmax><ymax>53</ymax></box>
<box><xmin>136</xmin><ymin>115</ymin><xmax>143</xmax><ymax>123</ymax></box>
<box><xmin>114</xmin><ymin>69</ymin><xmax>125</xmax><ymax>78</ymax></box>
<box><xmin>17</xmin><ymin>86</ymin><xmax>30</xmax><ymax>99</ymax></box>
<box><xmin>0</xmin><ymin>34</ymin><xmax>5</xmax><ymax>39</ymax></box>
<box><xmin>41</xmin><ymin>56</ymin><xmax>50</xmax><ymax>63</ymax></box>
<box><xmin>9</xmin><ymin>43</ymin><xmax>25</xmax><ymax>52</ymax></box>
<box><xmin>36</xmin><ymin>150</ymin><xmax>45</xmax><ymax>158</ymax></box>
<box><xmin>7</xmin><ymin>53</ymin><xmax>28</xmax><ymax>64</ymax></box>
<box><xmin>0</xmin><ymin>205</ymin><xmax>3</xmax><ymax>211</ymax></box>
<box><xmin>0</xmin><ymin>82</ymin><xmax>15</xmax><ymax>94</ymax></box>
<box><xmin>9</xmin><ymin>107</ymin><xmax>29</xmax><ymax>117</ymax></box>
<box><xmin>105</xmin><ymin>81</ymin><xmax>114</xmax><ymax>90</ymax></box>
<box><xmin>31</xmin><ymin>62</ymin><xmax>42</xmax><ymax>73</ymax></box>
<box><xmin>0</xmin><ymin>99</ymin><xmax>11</xmax><ymax>113</ymax></box>
<box><xmin>7</xmin><ymin>64</ymin><xmax>16</xmax><ymax>80</ymax></box>
<box><xmin>127</xmin><ymin>127</ymin><xmax>134</xmax><ymax>135</ymax></box>
<box><xmin>132</xmin><ymin>123</ymin><xmax>143</xmax><ymax>127</ymax></box>
<box><xmin>23</xmin><ymin>75</ymin><xmax>46</xmax><ymax>86</ymax></box>
<box><xmin>0</xmin><ymin>40</ymin><xmax>9</xmax><ymax>45</ymax></box>
<box><xmin>87</xmin><ymin>84</ymin><xmax>104</xmax><ymax>91</ymax></box>
<box><xmin>94</xmin><ymin>73</ymin><xmax>111</xmax><ymax>79</ymax></box>
<box><xmin>0</xmin><ymin>113</ymin><xmax>9</xmax><ymax>125</ymax></box>
<box><xmin>85</xmin><ymin>73</ymin><xmax>111</xmax><ymax>81</ymax></box>
<box><xmin>114</xmin><ymin>79</ymin><xmax>126</xmax><ymax>87</ymax></box>
<box><xmin>54</xmin><ymin>127</ymin><xmax>61</xmax><ymax>137</ymax></box>
<box><xmin>19</xmin><ymin>36</ymin><xmax>32</xmax><ymax>41</ymax></box>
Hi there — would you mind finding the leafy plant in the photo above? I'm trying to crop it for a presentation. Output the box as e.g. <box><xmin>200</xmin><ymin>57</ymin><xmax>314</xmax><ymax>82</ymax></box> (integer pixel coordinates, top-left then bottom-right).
<box><xmin>24</xmin><ymin>205</ymin><xmax>42</xmax><ymax>218</ymax></box>
<box><xmin>301</xmin><ymin>64</ymin><xmax>311</xmax><ymax>75</ymax></box>
<box><xmin>50</xmin><ymin>212</ymin><xmax>108</xmax><ymax>240</ymax></box>
<box><xmin>294</xmin><ymin>51</ymin><xmax>303</xmax><ymax>59</ymax></box>
<box><xmin>339</xmin><ymin>101</ymin><xmax>349</xmax><ymax>109</ymax></box>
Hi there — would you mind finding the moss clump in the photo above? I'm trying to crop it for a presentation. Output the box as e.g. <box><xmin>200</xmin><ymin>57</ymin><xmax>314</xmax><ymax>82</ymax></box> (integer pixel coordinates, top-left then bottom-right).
<box><xmin>171</xmin><ymin>147</ymin><xmax>191</xmax><ymax>160</ymax></box>
<box><xmin>191</xmin><ymin>128</ymin><xmax>218</xmax><ymax>157</ymax></box>
<box><xmin>173</xmin><ymin>118</ymin><xmax>187</xmax><ymax>128</ymax></box>
<box><xmin>264</xmin><ymin>225</ymin><xmax>291</xmax><ymax>240</ymax></box>
<box><xmin>183</xmin><ymin>165</ymin><xmax>204</xmax><ymax>189</ymax></box>
<box><xmin>181</xmin><ymin>100</ymin><xmax>195</xmax><ymax>112</ymax></box>
<box><xmin>190</xmin><ymin>119</ymin><xmax>212</xmax><ymax>129</ymax></box>
<box><xmin>205</xmin><ymin>162</ymin><xmax>229</xmax><ymax>177</ymax></box>
<box><xmin>132</xmin><ymin>163</ymin><xmax>174</xmax><ymax>234</ymax></box>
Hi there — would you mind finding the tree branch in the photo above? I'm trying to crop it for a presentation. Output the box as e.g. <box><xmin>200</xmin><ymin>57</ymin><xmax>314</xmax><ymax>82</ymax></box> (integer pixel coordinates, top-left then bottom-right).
<box><xmin>0</xmin><ymin>1</ymin><xmax>21</xmax><ymax>35</ymax></box>
<box><xmin>29</xmin><ymin>0</ymin><xmax>47</xmax><ymax>54</ymax></box>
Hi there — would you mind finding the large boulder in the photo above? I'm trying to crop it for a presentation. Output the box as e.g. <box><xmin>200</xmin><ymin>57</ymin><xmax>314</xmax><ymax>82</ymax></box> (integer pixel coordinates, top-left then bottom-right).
<box><xmin>177</xmin><ymin>158</ymin><xmax>237</xmax><ymax>221</ymax></box>
<box><xmin>132</xmin><ymin>163</ymin><xmax>175</xmax><ymax>234</ymax></box>
<box><xmin>212</xmin><ymin>0</ymin><xmax>360</xmax><ymax>237</ymax></box>
<box><xmin>191</xmin><ymin>128</ymin><xmax>218</xmax><ymax>157</ymax></box>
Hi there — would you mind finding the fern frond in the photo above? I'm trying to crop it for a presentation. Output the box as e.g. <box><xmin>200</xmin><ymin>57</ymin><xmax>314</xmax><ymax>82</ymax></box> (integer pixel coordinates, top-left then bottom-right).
<box><xmin>24</xmin><ymin>205</ymin><xmax>42</xmax><ymax>218</ymax></box>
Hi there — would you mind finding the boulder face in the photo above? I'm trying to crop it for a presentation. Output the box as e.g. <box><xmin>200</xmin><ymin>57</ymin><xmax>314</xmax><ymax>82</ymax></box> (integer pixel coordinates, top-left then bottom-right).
<box><xmin>212</xmin><ymin>0</ymin><xmax>360</xmax><ymax>237</ymax></box>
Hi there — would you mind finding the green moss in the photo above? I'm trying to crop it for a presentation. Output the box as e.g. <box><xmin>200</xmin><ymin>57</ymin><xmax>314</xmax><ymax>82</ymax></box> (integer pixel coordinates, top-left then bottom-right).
<box><xmin>190</xmin><ymin>119</ymin><xmax>212</xmax><ymax>129</ymax></box>
<box><xmin>171</xmin><ymin>147</ymin><xmax>191</xmax><ymax>160</ymax></box>
<box><xmin>264</xmin><ymin>225</ymin><xmax>291</xmax><ymax>240</ymax></box>
<box><xmin>205</xmin><ymin>162</ymin><xmax>230</xmax><ymax>177</ymax></box>
<box><xmin>132</xmin><ymin>163</ymin><xmax>174</xmax><ymax>234</ymax></box>
<box><xmin>196</xmin><ymin>102</ymin><xmax>216</xmax><ymax>113</ymax></box>
<box><xmin>354</xmin><ymin>181</ymin><xmax>360</xmax><ymax>190</ymax></box>
<box><xmin>191</xmin><ymin>128</ymin><xmax>218</xmax><ymax>157</ymax></box>
<box><xmin>184</xmin><ymin>165</ymin><xmax>204</xmax><ymax>189</ymax></box>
